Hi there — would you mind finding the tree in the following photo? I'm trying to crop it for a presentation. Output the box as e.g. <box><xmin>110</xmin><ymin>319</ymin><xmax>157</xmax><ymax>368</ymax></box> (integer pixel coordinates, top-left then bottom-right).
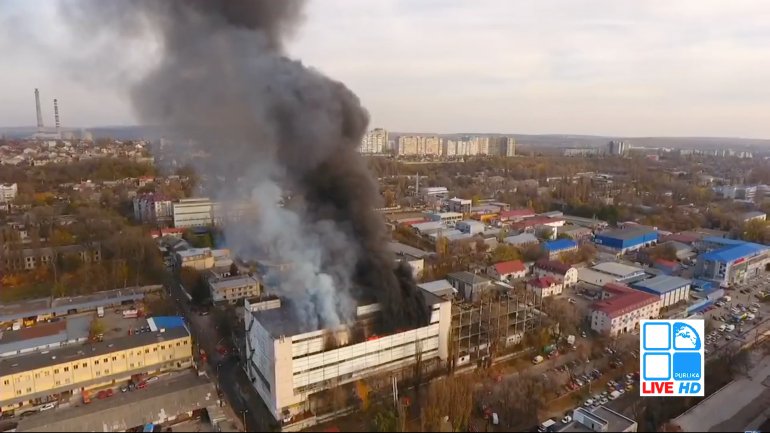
<box><xmin>180</xmin><ymin>266</ymin><xmax>210</xmax><ymax>304</ymax></box>
<box><xmin>490</xmin><ymin>244</ymin><xmax>521</xmax><ymax>264</ymax></box>
<box><xmin>373</xmin><ymin>408</ymin><xmax>399</xmax><ymax>432</ymax></box>
<box><xmin>420</xmin><ymin>376</ymin><xmax>474</xmax><ymax>432</ymax></box>
<box><xmin>742</xmin><ymin>219</ymin><xmax>770</xmax><ymax>244</ymax></box>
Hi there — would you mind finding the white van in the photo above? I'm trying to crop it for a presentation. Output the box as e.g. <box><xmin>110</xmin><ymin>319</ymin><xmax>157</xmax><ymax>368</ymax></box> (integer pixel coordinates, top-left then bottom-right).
<box><xmin>726</xmin><ymin>324</ymin><xmax>735</xmax><ymax>332</ymax></box>
<box><xmin>97</xmin><ymin>306</ymin><xmax>105</xmax><ymax>318</ymax></box>
<box><xmin>718</xmin><ymin>324</ymin><xmax>726</xmax><ymax>332</ymax></box>
<box><xmin>538</xmin><ymin>419</ymin><xmax>557</xmax><ymax>432</ymax></box>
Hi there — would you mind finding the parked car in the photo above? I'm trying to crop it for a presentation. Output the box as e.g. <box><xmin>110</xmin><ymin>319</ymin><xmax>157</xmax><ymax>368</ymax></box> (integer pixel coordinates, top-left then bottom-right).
<box><xmin>561</xmin><ymin>415</ymin><xmax>572</xmax><ymax>424</ymax></box>
<box><xmin>39</xmin><ymin>402</ymin><xmax>56</xmax><ymax>411</ymax></box>
<box><xmin>97</xmin><ymin>389</ymin><xmax>114</xmax><ymax>399</ymax></box>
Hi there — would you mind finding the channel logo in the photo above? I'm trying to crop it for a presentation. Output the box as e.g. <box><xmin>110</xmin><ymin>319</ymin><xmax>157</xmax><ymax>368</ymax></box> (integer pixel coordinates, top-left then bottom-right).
<box><xmin>640</xmin><ymin>320</ymin><xmax>704</xmax><ymax>397</ymax></box>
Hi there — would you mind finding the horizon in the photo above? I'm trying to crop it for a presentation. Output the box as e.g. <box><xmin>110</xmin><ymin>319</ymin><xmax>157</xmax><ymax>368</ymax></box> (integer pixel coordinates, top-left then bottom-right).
<box><xmin>3</xmin><ymin>1</ymin><xmax>770</xmax><ymax>138</ymax></box>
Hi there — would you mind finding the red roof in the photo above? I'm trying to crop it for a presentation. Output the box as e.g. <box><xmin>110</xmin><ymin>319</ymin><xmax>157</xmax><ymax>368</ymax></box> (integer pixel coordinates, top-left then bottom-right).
<box><xmin>593</xmin><ymin>283</ymin><xmax>659</xmax><ymax>318</ymax></box>
<box><xmin>528</xmin><ymin>275</ymin><xmax>560</xmax><ymax>288</ymax></box>
<box><xmin>493</xmin><ymin>260</ymin><xmax>526</xmax><ymax>275</ymax></box>
<box><xmin>499</xmin><ymin>209</ymin><xmax>535</xmax><ymax>220</ymax></box>
<box><xmin>535</xmin><ymin>259</ymin><xmax>572</xmax><ymax>275</ymax></box>
<box><xmin>654</xmin><ymin>258</ymin><xmax>678</xmax><ymax>268</ymax></box>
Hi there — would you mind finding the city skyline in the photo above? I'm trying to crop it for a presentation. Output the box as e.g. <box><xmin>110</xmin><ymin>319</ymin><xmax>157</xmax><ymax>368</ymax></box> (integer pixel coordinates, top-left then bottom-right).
<box><xmin>2</xmin><ymin>0</ymin><xmax>770</xmax><ymax>138</ymax></box>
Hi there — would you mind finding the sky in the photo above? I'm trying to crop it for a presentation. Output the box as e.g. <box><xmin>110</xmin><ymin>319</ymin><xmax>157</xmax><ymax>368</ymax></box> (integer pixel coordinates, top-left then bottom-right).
<box><xmin>2</xmin><ymin>0</ymin><xmax>770</xmax><ymax>137</ymax></box>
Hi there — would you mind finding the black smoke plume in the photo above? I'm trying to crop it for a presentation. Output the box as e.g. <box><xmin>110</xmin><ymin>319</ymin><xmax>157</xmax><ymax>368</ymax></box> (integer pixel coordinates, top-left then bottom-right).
<box><xmin>63</xmin><ymin>0</ymin><xmax>428</xmax><ymax>333</ymax></box>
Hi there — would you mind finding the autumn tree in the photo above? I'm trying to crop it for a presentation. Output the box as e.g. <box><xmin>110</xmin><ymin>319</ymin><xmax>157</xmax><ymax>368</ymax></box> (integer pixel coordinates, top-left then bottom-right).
<box><xmin>742</xmin><ymin>219</ymin><xmax>770</xmax><ymax>244</ymax></box>
<box><xmin>420</xmin><ymin>376</ymin><xmax>474</xmax><ymax>432</ymax></box>
<box><xmin>490</xmin><ymin>244</ymin><xmax>521</xmax><ymax>264</ymax></box>
<box><xmin>89</xmin><ymin>318</ymin><xmax>105</xmax><ymax>341</ymax></box>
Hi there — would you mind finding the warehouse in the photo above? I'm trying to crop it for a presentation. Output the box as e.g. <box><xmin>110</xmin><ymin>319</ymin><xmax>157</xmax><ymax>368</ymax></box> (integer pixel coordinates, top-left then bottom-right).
<box><xmin>591</xmin><ymin>262</ymin><xmax>647</xmax><ymax>283</ymax></box>
<box><xmin>542</xmin><ymin>238</ymin><xmax>578</xmax><ymax>258</ymax></box>
<box><xmin>695</xmin><ymin>237</ymin><xmax>769</xmax><ymax>287</ymax></box>
<box><xmin>630</xmin><ymin>275</ymin><xmax>691</xmax><ymax>307</ymax></box>
<box><xmin>593</xmin><ymin>227</ymin><xmax>658</xmax><ymax>253</ymax></box>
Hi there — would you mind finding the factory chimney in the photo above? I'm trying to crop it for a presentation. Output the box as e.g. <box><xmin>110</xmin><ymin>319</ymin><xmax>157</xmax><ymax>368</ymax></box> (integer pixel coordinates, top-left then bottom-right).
<box><xmin>34</xmin><ymin>88</ymin><xmax>44</xmax><ymax>130</ymax></box>
<box><xmin>54</xmin><ymin>99</ymin><xmax>61</xmax><ymax>131</ymax></box>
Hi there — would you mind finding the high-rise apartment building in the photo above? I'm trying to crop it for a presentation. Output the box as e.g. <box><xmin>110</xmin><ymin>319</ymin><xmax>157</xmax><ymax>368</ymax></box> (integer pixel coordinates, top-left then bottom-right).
<box><xmin>358</xmin><ymin>128</ymin><xmax>388</xmax><ymax>153</ymax></box>
<box><xmin>397</xmin><ymin>135</ymin><xmax>442</xmax><ymax>156</ymax></box>
<box><xmin>608</xmin><ymin>140</ymin><xmax>628</xmax><ymax>156</ymax></box>
<box><xmin>504</xmin><ymin>137</ymin><xmax>516</xmax><ymax>157</ymax></box>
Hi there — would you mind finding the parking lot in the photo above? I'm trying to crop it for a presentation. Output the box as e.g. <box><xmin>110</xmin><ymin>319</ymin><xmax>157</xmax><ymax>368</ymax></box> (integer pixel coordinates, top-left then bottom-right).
<box><xmin>699</xmin><ymin>274</ymin><xmax>770</xmax><ymax>357</ymax></box>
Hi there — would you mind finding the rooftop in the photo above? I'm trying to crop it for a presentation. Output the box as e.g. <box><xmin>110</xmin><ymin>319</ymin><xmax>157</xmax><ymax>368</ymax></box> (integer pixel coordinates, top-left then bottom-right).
<box><xmin>593</xmin><ymin>283</ymin><xmax>659</xmax><ymax>318</ymax></box>
<box><xmin>0</xmin><ymin>288</ymin><xmax>146</xmax><ymax>322</ymax></box>
<box><xmin>592</xmin><ymin>262</ymin><xmax>645</xmax><ymax>278</ymax></box>
<box><xmin>543</xmin><ymin>239</ymin><xmax>578</xmax><ymax>251</ymax></box>
<box><xmin>631</xmin><ymin>275</ymin><xmax>692</xmax><ymax>294</ymax></box>
<box><xmin>16</xmin><ymin>372</ymin><xmax>217</xmax><ymax>432</ymax></box>
<box><xmin>209</xmin><ymin>275</ymin><xmax>259</xmax><ymax>291</ymax></box>
<box><xmin>499</xmin><ymin>209</ymin><xmax>535</xmax><ymax>219</ymax></box>
<box><xmin>447</xmin><ymin>271</ymin><xmax>491</xmax><ymax>285</ymax></box>
<box><xmin>492</xmin><ymin>260</ymin><xmax>526</xmax><ymax>275</ymax></box>
<box><xmin>0</xmin><ymin>324</ymin><xmax>189</xmax><ymax>377</ymax></box>
<box><xmin>535</xmin><ymin>259</ymin><xmax>573</xmax><ymax>275</ymax></box>
<box><xmin>418</xmin><ymin>280</ymin><xmax>456</xmax><ymax>298</ymax></box>
<box><xmin>597</xmin><ymin>226</ymin><xmax>657</xmax><ymax>241</ymax></box>
<box><xmin>528</xmin><ymin>276</ymin><xmax>560</xmax><ymax>288</ymax></box>
<box><xmin>700</xmin><ymin>241</ymin><xmax>768</xmax><ymax>263</ymax></box>
<box><xmin>504</xmin><ymin>232</ymin><xmax>539</xmax><ymax>245</ymax></box>
<box><xmin>387</xmin><ymin>241</ymin><xmax>431</xmax><ymax>259</ymax></box>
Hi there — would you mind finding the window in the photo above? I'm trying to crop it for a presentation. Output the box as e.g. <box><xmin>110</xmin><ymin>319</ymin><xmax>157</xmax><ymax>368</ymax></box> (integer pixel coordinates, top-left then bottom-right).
<box><xmin>95</xmin><ymin>360</ymin><xmax>99</xmax><ymax>365</ymax></box>
<box><xmin>82</xmin><ymin>362</ymin><xmax>87</xmax><ymax>368</ymax></box>
<box><xmin>183</xmin><ymin>340</ymin><xmax>188</xmax><ymax>345</ymax></box>
<box><xmin>145</xmin><ymin>349</ymin><xmax>150</xmax><ymax>354</ymax></box>
<box><xmin>3</xmin><ymin>379</ymin><xmax>9</xmax><ymax>385</ymax></box>
<box><xmin>34</xmin><ymin>373</ymin><xmax>40</xmax><ymax>378</ymax></box>
<box><xmin>112</xmin><ymin>356</ymin><xmax>117</xmax><ymax>361</ymax></box>
<box><xmin>54</xmin><ymin>369</ymin><xmax>59</xmax><ymax>374</ymax></box>
<box><xmin>64</xmin><ymin>367</ymin><xmax>69</xmax><ymax>372</ymax></box>
<box><xmin>73</xmin><ymin>364</ymin><xmax>79</xmax><ymax>370</ymax></box>
<box><xmin>16</xmin><ymin>390</ymin><xmax>21</xmax><ymax>396</ymax></box>
<box><xmin>103</xmin><ymin>358</ymin><xmax>108</xmax><ymax>363</ymax></box>
<box><xmin>161</xmin><ymin>345</ymin><xmax>165</xmax><ymax>350</ymax></box>
<box><xmin>153</xmin><ymin>347</ymin><xmax>157</xmax><ymax>352</ymax></box>
<box><xmin>26</xmin><ymin>387</ymin><xmax>31</xmax><ymax>393</ymax></box>
<box><xmin>130</xmin><ymin>363</ymin><xmax>135</xmax><ymax>368</ymax></box>
<box><xmin>95</xmin><ymin>371</ymin><xmax>100</xmax><ymax>377</ymax></box>
<box><xmin>55</xmin><ymin>380</ymin><xmax>60</xmax><ymax>386</ymax></box>
<box><xmin>176</xmin><ymin>342</ymin><xmax>180</xmax><ymax>347</ymax></box>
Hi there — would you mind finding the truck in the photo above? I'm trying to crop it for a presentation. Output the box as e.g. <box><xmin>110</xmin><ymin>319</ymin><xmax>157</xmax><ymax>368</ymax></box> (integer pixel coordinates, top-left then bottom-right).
<box><xmin>532</xmin><ymin>355</ymin><xmax>544</xmax><ymax>365</ymax></box>
<box><xmin>122</xmin><ymin>309</ymin><xmax>139</xmax><ymax>319</ymax></box>
<box><xmin>538</xmin><ymin>419</ymin><xmax>557</xmax><ymax>432</ymax></box>
<box><xmin>97</xmin><ymin>307</ymin><xmax>104</xmax><ymax>318</ymax></box>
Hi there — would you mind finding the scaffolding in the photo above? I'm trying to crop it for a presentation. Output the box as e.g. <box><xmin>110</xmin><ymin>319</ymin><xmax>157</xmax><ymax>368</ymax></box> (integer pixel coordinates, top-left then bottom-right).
<box><xmin>451</xmin><ymin>286</ymin><xmax>543</xmax><ymax>366</ymax></box>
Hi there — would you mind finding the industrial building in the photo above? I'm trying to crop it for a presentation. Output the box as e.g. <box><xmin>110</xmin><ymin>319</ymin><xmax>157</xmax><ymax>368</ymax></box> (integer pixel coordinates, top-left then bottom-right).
<box><xmin>593</xmin><ymin>227</ymin><xmax>658</xmax><ymax>254</ymax></box>
<box><xmin>695</xmin><ymin>237</ymin><xmax>770</xmax><ymax>288</ymax></box>
<box><xmin>630</xmin><ymin>275</ymin><xmax>691</xmax><ymax>308</ymax></box>
<box><xmin>542</xmin><ymin>239</ymin><xmax>578</xmax><ymax>258</ymax></box>
<box><xmin>387</xmin><ymin>242</ymin><xmax>430</xmax><ymax>278</ymax></box>
<box><xmin>0</xmin><ymin>288</ymin><xmax>147</xmax><ymax>329</ymax></box>
<box><xmin>175</xmin><ymin>247</ymin><xmax>231</xmax><ymax>270</ymax></box>
<box><xmin>243</xmin><ymin>292</ymin><xmax>452</xmax><ymax>425</ymax></box>
<box><xmin>503</xmin><ymin>232</ymin><xmax>539</xmax><ymax>247</ymax></box>
<box><xmin>0</xmin><ymin>315</ymin><xmax>89</xmax><ymax>358</ymax></box>
<box><xmin>172</xmin><ymin>198</ymin><xmax>214</xmax><ymax>228</ymax></box>
<box><xmin>591</xmin><ymin>262</ymin><xmax>647</xmax><ymax>283</ymax></box>
<box><xmin>2</xmin><ymin>243</ymin><xmax>102</xmax><ymax>272</ymax></box>
<box><xmin>456</xmin><ymin>220</ymin><xmax>485</xmax><ymax>235</ymax></box>
<box><xmin>208</xmin><ymin>274</ymin><xmax>261</xmax><ymax>305</ymax></box>
<box><xmin>498</xmin><ymin>209</ymin><xmax>535</xmax><ymax>222</ymax></box>
<box><xmin>425</xmin><ymin>212</ymin><xmax>464</xmax><ymax>226</ymax></box>
<box><xmin>591</xmin><ymin>283</ymin><xmax>660</xmax><ymax>337</ymax></box>
<box><xmin>564</xmin><ymin>405</ymin><xmax>638</xmax><ymax>432</ymax></box>
<box><xmin>0</xmin><ymin>318</ymin><xmax>193</xmax><ymax>413</ymax></box>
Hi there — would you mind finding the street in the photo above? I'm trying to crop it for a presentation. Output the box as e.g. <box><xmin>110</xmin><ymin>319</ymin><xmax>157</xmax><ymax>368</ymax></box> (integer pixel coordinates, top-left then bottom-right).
<box><xmin>167</xmin><ymin>278</ymin><xmax>275</xmax><ymax>431</ymax></box>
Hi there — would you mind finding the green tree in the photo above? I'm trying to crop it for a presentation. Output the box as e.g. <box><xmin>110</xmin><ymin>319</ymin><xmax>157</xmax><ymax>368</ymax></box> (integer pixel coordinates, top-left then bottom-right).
<box><xmin>742</xmin><ymin>219</ymin><xmax>769</xmax><ymax>244</ymax></box>
<box><xmin>490</xmin><ymin>244</ymin><xmax>521</xmax><ymax>263</ymax></box>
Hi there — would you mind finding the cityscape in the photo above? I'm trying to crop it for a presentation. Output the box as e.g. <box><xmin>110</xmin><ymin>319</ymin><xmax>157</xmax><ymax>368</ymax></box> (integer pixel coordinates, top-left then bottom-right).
<box><xmin>2</xmin><ymin>1</ymin><xmax>770</xmax><ymax>433</ymax></box>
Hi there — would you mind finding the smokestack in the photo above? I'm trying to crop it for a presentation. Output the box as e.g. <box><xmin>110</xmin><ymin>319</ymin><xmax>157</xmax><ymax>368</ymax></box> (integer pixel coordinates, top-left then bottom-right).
<box><xmin>54</xmin><ymin>99</ymin><xmax>61</xmax><ymax>131</ymax></box>
<box><xmin>34</xmin><ymin>88</ymin><xmax>44</xmax><ymax>130</ymax></box>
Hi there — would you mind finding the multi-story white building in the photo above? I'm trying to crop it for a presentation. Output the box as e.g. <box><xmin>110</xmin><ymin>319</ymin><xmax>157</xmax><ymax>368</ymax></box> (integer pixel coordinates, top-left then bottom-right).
<box><xmin>133</xmin><ymin>193</ymin><xmax>173</xmax><ymax>225</ymax></box>
<box><xmin>209</xmin><ymin>274</ymin><xmax>261</xmax><ymax>305</ymax></box>
<box><xmin>358</xmin><ymin>128</ymin><xmax>388</xmax><ymax>154</ymax></box>
<box><xmin>0</xmin><ymin>183</ymin><xmax>17</xmax><ymax>205</ymax></box>
<box><xmin>503</xmin><ymin>137</ymin><xmax>516</xmax><ymax>157</ymax></box>
<box><xmin>443</xmin><ymin>136</ymin><xmax>490</xmax><ymax>157</ymax></box>
<box><xmin>173</xmin><ymin>198</ymin><xmax>213</xmax><ymax>228</ymax></box>
<box><xmin>591</xmin><ymin>283</ymin><xmax>661</xmax><ymax>337</ymax></box>
<box><xmin>244</xmin><ymin>292</ymin><xmax>451</xmax><ymax>425</ymax></box>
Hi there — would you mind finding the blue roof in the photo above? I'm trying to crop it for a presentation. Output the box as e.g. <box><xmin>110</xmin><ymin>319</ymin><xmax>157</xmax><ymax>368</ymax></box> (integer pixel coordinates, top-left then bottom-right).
<box><xmin>631</xmin><ymin>275</ymin><xmax>691</xmax><ymax>294</ymax></box>
<box><xmin>700</xmin><ymin>242</ymin><xmax>768</xmax><ymax>263</ymax></box>
<box><xmin>148</xmin><ymin>316</ymin><xmax>186</xmax><ymax>331</ymax></box>
<box><xmin>702</xmin><ymin>236</ymin><xmax>746</xmax><ymax>246</ymax></box>
<box><xmin>543</xmin><ymin>239</ymin><xmax>578</xmax><ymax>251</ymax></box>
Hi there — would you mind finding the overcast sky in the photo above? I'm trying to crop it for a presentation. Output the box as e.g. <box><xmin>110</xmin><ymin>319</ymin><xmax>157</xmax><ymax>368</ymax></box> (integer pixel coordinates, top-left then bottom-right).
<box><xmin>2</xmin><ymin>0</ymin><xmax>770</xmax><ymax>137</ymax></box>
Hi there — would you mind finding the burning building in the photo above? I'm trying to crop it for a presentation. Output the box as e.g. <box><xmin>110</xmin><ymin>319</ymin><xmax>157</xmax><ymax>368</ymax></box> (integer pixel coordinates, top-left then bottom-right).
<box><xmin>244</xmin><ymin>289</ymin><xmax>451</xmax><ymax>424</ymax></box>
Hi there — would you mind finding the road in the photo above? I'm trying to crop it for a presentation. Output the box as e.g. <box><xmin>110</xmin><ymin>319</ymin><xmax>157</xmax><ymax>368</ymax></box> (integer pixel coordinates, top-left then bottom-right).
<box><xmin>166</xmin><ymin>277</ymin><xmax>276</xmax><ymax>432</ymax></box>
